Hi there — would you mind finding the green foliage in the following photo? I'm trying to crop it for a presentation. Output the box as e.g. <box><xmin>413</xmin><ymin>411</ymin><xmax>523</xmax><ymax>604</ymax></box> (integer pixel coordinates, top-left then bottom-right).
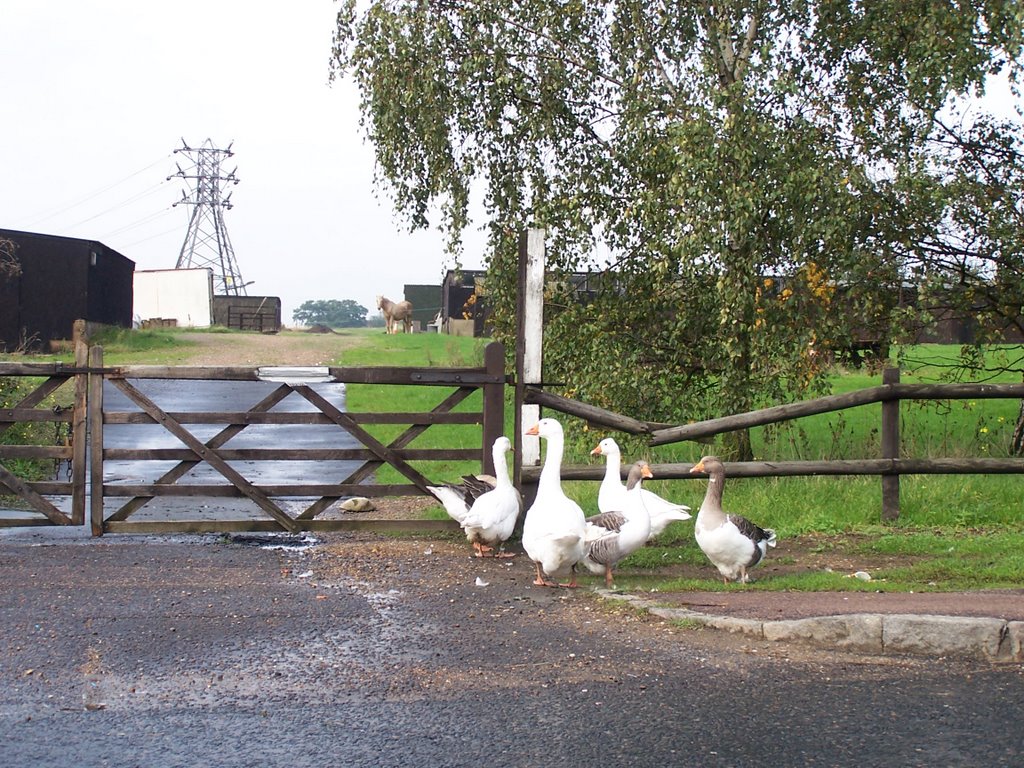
<box><xmin>292</xmin><ymin>299</ymin><xmax>368</xmax><ymax>328</ymax></box>
<box><xmin>334</xmin><ymin>1</ymin><xmax>1024</xmax><ymax>460</ymax></box>
<box><xmin>0</xmin><ymin>376</ymin><xmax>64</xmax><ymax>487</ymax></box>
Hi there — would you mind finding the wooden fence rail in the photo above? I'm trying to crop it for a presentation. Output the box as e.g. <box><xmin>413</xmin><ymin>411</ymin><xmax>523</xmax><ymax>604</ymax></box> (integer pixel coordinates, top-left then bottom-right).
<box><xmin>523</xmin><ymin>368</ymin><xmax>1024</xmax><ymax>520</ymax></box>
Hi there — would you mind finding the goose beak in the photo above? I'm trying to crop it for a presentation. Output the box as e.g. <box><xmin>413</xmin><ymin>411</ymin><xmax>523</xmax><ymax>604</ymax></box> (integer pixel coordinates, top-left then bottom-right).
<box><xmin>689</xmin><ymin>460</ymin><xmax>705</xmax><ymax>474</ymax></box>
<box><xmin>590</xmin><ymin>445</ymin><xmax>603</xmax><ymax>456</ymax></box>
<box><xmin>641</xmin><ymin>464</ymin><xmax>654</xmax><ymax>479</ymax></box>
<box><xmin>525</xmin><ymin>424</ymin><xmax>540</xmax><ymax>436</ymax></box>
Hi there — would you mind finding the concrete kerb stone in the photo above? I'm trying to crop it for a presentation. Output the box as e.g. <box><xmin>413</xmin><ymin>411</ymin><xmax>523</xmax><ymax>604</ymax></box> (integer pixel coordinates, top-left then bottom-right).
<box><xmin>601</xmin><ymin>591</ymin><xmax>1024</xmax><ymax>662</ymax></box>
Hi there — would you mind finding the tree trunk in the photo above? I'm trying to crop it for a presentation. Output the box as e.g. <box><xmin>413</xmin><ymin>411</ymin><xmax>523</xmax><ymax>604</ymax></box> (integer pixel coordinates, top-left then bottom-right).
<box><xmin>721</xmin><ymin>428</ymin><xmax>754</xmax><ymax>461</ymax></box>
<box><xmin>1012</xmin><ymin>398</ymin><xmax>1024</xmax><ymax>456</ymax></box>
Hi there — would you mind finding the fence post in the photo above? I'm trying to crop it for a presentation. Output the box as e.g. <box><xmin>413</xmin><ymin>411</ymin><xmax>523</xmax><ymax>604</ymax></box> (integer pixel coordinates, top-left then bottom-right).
<box><xmin>514</xmin><ymin>228</ymin><xmax>545</xmax><ymax>510</ymax></box>
<box><xmin>88</xmin><ymin>345</ymin><xmax>105</xmax><ymax>536</ymax></box>
<box><xmin>70</xmin><ymin>319</ymin><xmax>88</xmax><ymax>526</ymax></box>
<box><xmin>481</xmin><ymin>341</ymin><xmax>505</xmax><ymax>476</ymax></box>
<box><xmin>881</xmin><ymin>367</ymin><xmax>900</xmax><ymax>521</ymax></box>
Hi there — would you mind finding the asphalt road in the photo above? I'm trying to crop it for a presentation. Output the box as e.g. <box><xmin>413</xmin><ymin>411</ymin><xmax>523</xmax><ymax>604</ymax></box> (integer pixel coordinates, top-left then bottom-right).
<box><xmin>1</xmin><ymin>529</ymin><xmax>1021</xmax><ymax>768</ymax></box>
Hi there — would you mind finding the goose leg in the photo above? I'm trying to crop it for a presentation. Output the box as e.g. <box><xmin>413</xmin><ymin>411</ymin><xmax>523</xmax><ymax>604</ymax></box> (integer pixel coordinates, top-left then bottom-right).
<box><xmin>558</xmin><ymin>564</ymin><xmax>580</xmax><ymax>589</ymax></box>
<box><xmin>533</xmin><ymin>561</ymin><xmax>556</xmax><ymax>587</ymax></box>
<box><xmin>474</xmin><ymin>542</ymin><xmax>495</xmax><ymax>558</ymax></box>
<box><xmin>604</xmin><ymin>567</ymin><xmax>614</xmax><ymax>589</ymax></box>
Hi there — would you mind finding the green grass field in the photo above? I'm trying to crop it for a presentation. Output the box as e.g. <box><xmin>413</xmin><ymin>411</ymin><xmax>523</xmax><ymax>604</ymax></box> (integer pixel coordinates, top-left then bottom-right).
<box><xmin>336</xmin><ymin>333</ymin><xmax>1024</xmax><ymax>592</ymax></box>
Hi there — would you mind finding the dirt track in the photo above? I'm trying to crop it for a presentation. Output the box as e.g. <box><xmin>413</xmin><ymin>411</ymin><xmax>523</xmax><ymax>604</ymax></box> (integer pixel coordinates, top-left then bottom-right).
<box><xmin>171</xmin><ymin>328</ymin><xmax>365</xmax><ymax>366</ymax></box>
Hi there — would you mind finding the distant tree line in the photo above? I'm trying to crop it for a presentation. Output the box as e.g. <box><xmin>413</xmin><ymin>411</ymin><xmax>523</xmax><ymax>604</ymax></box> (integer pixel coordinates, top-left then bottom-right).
<box><xmin>292</xmin><ymin>299</ymin><xmax>368</xmax><ymax>328</ymax></box>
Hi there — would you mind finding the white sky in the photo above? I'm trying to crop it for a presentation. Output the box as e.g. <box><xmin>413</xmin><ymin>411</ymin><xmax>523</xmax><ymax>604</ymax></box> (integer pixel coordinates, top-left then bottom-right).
<box><xmin>2</xmin><ymin>3</ymin><xmax>1019</xmax><ymax>328</ymax></box>
<box><xmin>1</xmin><ymin>1</ymin><xmax>485</xmax><ymax>325</ymax></box>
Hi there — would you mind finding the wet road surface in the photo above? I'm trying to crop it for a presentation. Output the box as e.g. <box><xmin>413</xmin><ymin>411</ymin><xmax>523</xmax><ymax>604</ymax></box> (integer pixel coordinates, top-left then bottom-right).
<box><xmin>1</xmin><ymin>529</ymin><xmax>1021</xmax><ymax>767</ymax></box>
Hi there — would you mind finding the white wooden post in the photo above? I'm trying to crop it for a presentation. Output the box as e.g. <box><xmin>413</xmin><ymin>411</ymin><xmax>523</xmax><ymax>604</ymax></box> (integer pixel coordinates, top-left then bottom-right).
<box><xmin>521</xmin><ymin>228</ymin><xmax>545</xmax><ymax>467</ymax></box>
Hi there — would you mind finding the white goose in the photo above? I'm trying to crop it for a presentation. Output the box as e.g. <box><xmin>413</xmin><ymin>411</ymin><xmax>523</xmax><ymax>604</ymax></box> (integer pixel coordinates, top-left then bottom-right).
<box><xmin>582</xmin><ymin>461</ymin><xmax>653</xmax><ymax>588</ymax></box>
<box><xmin>457</xmin><ymin>436</ymin><xmax>522</xmax><ymax>558</ymax></box>
<box><xmin>521</xmin><ymin>418</ymin><xmax>587</xmax><ymax>587</ymax></box>
<box><xmin>592</xmin><ymin>438</ymin><xmax>691</xmax><ymax>538</ymax></box>
<box><xmin>427</xmin><ymin>471</ymin><xmax>499</xmax><ymax>526</ymax></box>
<box><xmin>689</xmin><ymin>455</ymin><xmax>777</xmax><ymax>583</ymax></box>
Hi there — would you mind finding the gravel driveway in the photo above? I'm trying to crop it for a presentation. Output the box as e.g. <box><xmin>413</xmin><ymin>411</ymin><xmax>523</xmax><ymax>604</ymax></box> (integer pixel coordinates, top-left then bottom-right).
<box><xmin>2</xmin><ymin>528</ymin><xmax>1022</xmax><ymax>768</ymax></box>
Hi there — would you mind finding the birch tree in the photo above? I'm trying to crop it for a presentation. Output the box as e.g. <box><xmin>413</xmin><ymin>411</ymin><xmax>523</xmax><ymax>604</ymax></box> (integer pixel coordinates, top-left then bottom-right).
<box><xmin>333</xmin><ymin>0</ymin><xmax>1022</xmax><ymax>458</ymax></box>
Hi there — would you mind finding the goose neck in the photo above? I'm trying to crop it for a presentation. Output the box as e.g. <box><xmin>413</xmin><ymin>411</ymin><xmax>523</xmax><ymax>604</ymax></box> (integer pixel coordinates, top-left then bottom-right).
<box><xmin>699</xmin><ymin>468</ymin><xmax>726</xmax><ymax>518</ymax></box>
<box><xmin>492</xmin><ymin>445</ymin><xmax>512</xmax><ymax>489</ymax></box>
<box><xmin>603</xmin><ymin>450</ymin><xmax>622</xmax><ymax>482</ymax></box>
<box><xmin>539</xmin><ymin>436</ymin><xmax>564</xmax><ymax>488</ymax></box>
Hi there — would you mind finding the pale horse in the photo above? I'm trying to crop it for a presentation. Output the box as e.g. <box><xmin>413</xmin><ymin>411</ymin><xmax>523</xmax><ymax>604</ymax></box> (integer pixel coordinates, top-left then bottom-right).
<box><xmin>376</xmin><ymin>295</ymin><xmax>414</xmax><ymax>334</ymax></box>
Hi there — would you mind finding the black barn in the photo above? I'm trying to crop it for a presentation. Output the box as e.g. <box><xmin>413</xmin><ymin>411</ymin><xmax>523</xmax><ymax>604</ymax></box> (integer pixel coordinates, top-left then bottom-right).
<box><xmin>0</xmin><ymin>228</ymin><xmax>135</xmax><ymax>351</ymax></box>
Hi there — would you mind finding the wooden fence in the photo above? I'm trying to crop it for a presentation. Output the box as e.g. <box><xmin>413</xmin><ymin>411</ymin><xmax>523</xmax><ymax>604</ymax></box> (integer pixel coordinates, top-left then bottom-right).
<box><xmin>521</xmin><ymin>368</ymin><xmax>1024</xmax><ymax>520</ymax></box>
<box><xmin>1</xmin><ymin>340</ymin><xmax>506</xmax><ymax>535</ymax></box>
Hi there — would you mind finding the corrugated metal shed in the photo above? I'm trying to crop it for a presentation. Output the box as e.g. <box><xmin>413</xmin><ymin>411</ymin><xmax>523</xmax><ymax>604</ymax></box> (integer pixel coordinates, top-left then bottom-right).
<box><xmin>0</xmin><ymin>228</ymin><xmax>134</xmax><ymax>351</ymax></box>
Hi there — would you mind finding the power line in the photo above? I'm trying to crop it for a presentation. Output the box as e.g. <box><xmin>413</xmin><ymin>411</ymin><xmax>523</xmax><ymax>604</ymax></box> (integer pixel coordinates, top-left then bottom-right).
<box><xmin>21</xmin><ymin>154</ymin><xmax>172</xmax><ymax>227</ymax></box>
<box><xmin>64</xmin><ymin>180</ymin><xmax>171</xmax><ymax>230</ymax></box>
<box><xmin>98</xmin><ymin>205</ymin><xmax>176</xmax><ymax>239</ymax></box>
<box><xmin>118</xmin><ymin>224</ymin><xmax>183</xmax><ymax>250</ymax></box>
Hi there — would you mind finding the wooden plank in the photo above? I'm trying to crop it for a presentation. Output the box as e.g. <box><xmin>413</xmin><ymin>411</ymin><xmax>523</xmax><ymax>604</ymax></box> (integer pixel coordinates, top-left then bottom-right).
<box><xmin>89</xmin><ymin>345</ymin><xmax>105</xmax><ymax>536</ymax></box>
<box><xmin>113</xmin><ymin>366</ymin><xmax>263</xmax><ymax>381</ymax></box>
<box><xmin>0</xmin><ymin>463</ymin><xmax>72</xmax><ymax>524</ymax></box>
<box><xmin>114</xmin><ymin>364</ymin><xmax>500</xmax><ymax>385</ymax></box>
<box><xmin>103</xmin><ymin>448</ymin><xmax>480</xmax><ymax>461</ymax></box>
<box><xmin>0</xmin><ymin>446</ymin><xmax>73</xmax><ymax>459</ymax></box>
<box><xmin>520</xmin><ymin>228</ymin><xmax>544</xmax><ymax>469</ymax></box>
<box><xmin>109</xmin><ymin>378</ymin><xmax>299</xmax><ymax>533</ymax></box>
<box><xmin>524</xmin><ymin>387</ymin><xmax>653</xmax><ymax>435</ymax></box>
<box><xmin>881</xmin><ymin>368</ymin><xmax>900</xmax><ymax>522</ymax></box>
<box><xmin>103</xmin><ymin>518</ymin><xmax>460</xmax><ymax>535</ymax></box>
<box><xmin>896</xmin><ymin>382</ymin><xmax>1024</xmax><ymax>400</ymax></box>
<box><xmin>102</xmin><ymin>483</ymin><xmax>426</xmax><ymax>497</ymax></box>
<box><xmin>0</xmin><ymin>363</ymin><xmax>75</xmax><ymax>376</ymax></box>
<box><xmin>481</xmin><ymin>341</ymin><xmax>505</xmax><ymax>475</ymax></box>
<box><xmin>649</xmin><ymin>386</ymin><xmax>892</xmax><ymax>445</ymax></box>
<box><xmin>71</xmin><ymin>319</ymin><xmax>88</xmax><ymax>525</ymax></box>
<box><xmin>649</xmin><ymin>382</ymin><xmax>1024</xmax><ymax>446</ymax></box>
<box><xmin>0</xmin><ymin>408</ymin><xmax>75</xmax><ymax>423</ymax></box>
<box><xmin>326</xmin><ymin>366</ymin><xmax>495</xmax><ymax>385</ymax></box>
<box><xmin>523</xmin><ymin>457</ymin><xmax>1024</xmax><ymax>482</ymax></box>
<box><xmin>0</xmin><ymin>480</ymin><xmax>73</xmax><ymax>495</ymax></box>
<box><xmin>0</xmin><ymin>518</ymin><xmax>61</xmax><ymax>528</ymax></box>
<box><xmin>103</xmin><ymin>411</ymin><xmax>483</xmax><ymax>425</ymax></box>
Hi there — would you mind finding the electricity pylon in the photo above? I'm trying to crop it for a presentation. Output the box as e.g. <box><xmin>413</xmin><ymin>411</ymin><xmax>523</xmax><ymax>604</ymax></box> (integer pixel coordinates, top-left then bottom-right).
<box><xmin>169</xmin><ymin>138</ymin><xmax>248</xmax><ymax>296</ymax></box>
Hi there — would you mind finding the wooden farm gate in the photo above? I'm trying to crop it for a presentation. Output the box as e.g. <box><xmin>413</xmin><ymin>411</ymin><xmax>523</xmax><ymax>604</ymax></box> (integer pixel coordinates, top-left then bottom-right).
<box><xmin>0</xmin><ymin>340</ymin><xmax>506</xmax><ymax>536</ymax></box>
<box><xmin>0</xmin><ymin>339</ymin><xmax>89</xmax><ymax>528</ymax></box>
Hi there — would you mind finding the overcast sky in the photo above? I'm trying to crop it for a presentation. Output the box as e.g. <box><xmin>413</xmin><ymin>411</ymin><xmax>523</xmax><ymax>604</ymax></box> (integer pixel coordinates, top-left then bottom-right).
<box><xmin>3</xmin><ymin>3</ymin><xmax>1021</xmax><ymax>328</ymax></box>
<box><xmin>1</xmin><ymin>1</ymin><xmax>485</xmax><ymax>325</ymax></box>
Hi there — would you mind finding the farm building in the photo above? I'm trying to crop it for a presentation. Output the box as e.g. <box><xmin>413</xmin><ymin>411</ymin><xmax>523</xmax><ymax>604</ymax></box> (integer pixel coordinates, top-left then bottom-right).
<box><xmin>441</xmin><ymin>269</ymin><xmax>489</xmax><ymax>337</ymax></box>
<box><xmin>402</xmin><ymin>284</ymin><xmax>443</xmax><ymax>331</ymax></box>
<box><xmin>0</xmin><ymin>228</ymin><xmax>134</xmax><ymax>351</ymax></box>
<box><xmin>134</xmin><ymin>268</ymin><xmax>214</xmax><ymax>328</ymax></box>
<box><xmin>212</xmin><ymin>295</ymin><xmax>281</xmax><ymax>333</ymax></box>
<box><xmin>438</xmin><ymin>268</ymin><xmax>607</xmax><ymax>337</ymax></box>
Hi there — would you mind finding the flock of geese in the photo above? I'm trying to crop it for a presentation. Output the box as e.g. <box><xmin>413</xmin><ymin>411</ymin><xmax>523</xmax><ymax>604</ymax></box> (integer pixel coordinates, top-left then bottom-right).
<box><xmin>427</xmin><ymin>417</ymin><xmax>777</xmax><ymax>588</ymax></box>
